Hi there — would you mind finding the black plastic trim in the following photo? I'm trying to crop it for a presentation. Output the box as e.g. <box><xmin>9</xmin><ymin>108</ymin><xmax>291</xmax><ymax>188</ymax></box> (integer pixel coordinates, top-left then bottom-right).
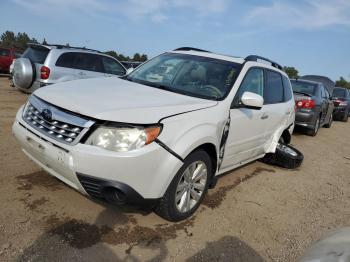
<box><xmin>77</xmin><ymin>173</ymin><xmax>159</xmax><ymax>206</ymax></box>
<box><xmin>155</xmin><ymin>139</ymin><xmax>184</xmax><ymax>162</ymax></box>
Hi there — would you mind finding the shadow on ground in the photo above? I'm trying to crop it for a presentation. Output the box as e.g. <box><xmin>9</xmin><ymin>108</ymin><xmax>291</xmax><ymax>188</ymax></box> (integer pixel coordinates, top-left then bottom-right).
<box><xmin>187</xmin><ymin>236</ymin><xmax>264</xmax><ymax>262</ymax></box>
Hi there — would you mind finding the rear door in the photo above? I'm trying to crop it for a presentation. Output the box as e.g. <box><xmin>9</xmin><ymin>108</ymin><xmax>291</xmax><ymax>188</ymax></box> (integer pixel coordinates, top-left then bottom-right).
<box><xmin>263</xmin><ymin>70</ymin><xmax>291</xmax><ymax>141</ymax></box>
<box><xmin>319</xmin><ymin>84</ymin><xmax>329</xmax><ymax>123</ymax></box>
<box><xmin>53</xmin><ymin>52</ymin><xmax>82</xmax><ymax>82</ymax></box>
<box><xmin>73</xmin><ymin>53</ymin><xmax>104</xmax><ymax>79</ymax></box>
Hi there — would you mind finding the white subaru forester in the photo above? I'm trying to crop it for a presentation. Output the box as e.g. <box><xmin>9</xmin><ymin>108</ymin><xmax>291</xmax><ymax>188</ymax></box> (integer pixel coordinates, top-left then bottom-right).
<box><xmin>13</xmin><ymin>47</ymin><xmax>295</xmax><ymax>221</ymax></box>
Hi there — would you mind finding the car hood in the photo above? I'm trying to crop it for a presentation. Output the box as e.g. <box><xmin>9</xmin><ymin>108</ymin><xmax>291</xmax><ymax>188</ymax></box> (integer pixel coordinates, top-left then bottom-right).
<box><xmin>34</xmin><ymin>77</ymin><xmax>217</xmax><ymax>123</ymax></box>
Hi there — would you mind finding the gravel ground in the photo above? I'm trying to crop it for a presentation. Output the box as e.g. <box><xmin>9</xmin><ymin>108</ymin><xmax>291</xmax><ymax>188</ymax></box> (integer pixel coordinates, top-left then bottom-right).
<box><xmin>0</xmin><ymin>76</ymin><xmax>350</xmax><ymax>261</ymax></box>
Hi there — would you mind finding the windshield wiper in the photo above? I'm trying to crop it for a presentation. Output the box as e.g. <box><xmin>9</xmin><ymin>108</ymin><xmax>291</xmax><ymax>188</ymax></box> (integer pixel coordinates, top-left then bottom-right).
<box><xmin>293</xmin><ymin>91</ymin><xmax>312</xmax><ymax>97</ymax></box>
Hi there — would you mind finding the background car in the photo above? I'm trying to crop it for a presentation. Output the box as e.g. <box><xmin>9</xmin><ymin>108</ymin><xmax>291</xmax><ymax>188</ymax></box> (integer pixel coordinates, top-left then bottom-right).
<box><xmin>0</xmin><ymin>46</ymin><xmax>22</xmax><ymax>74</ymax></box>
<box><xmin>12</xmin><ymin>43</ymin><xmax>126</xmax><ymax>93</ymax></box>
<box><xmin>332</xmin><ymin>87</ymin><xmax>350</xmax><ymax>122</ymax></box>
<box><xmin>291</xmin><ymin>79</ymin><xmax>334</xmax><ymax>136</ymax></box>
<box><xmin>300</xmin><ymin>75</ymin><xmax>335</xmax><ymax>96</ymax></box>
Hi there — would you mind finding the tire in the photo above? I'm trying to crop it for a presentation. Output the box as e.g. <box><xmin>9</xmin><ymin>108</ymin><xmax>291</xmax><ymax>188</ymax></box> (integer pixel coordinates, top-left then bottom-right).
<box><xmin>155</xmin><ymin>149</ymin><xmax>212</xmax><ymax>222</ymax></box>
<box><xmin>13</xmin><ymin>58</ymin><xmax>36</xmax><ymax>90</ymax></box>
<box><xmin>342</xmin><ymin>110</ymin><xmax>349</xmax><ymax>122</ymax></box>
<box><xmin>306</xmin><ymin>116</ymin><xmax>320</xmax><ymax>136</ymax></box>
<box><xmin>262</xmin><ymin>143</ymin><xmax>303</xmax><ymax>169</ymax></box>
<box><xmin>324</xmin><ymin>113</ymin><xmax>333</xmax><ymax>128</ymax></box>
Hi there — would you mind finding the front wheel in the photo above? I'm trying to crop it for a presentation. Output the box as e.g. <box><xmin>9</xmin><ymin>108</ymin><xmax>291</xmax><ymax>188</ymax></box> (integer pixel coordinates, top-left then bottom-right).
<box><xmin>155</xmin><ymin>150</ymin><xmax>212</xmax><ymax>222</ymax></box>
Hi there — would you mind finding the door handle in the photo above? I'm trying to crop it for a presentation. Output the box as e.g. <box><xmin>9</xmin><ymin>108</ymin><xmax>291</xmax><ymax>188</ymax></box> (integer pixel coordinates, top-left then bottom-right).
<box><xmin>261</xmin><ymin>114</ymin><xmax>269</xmax><ymax>120</ymax></box>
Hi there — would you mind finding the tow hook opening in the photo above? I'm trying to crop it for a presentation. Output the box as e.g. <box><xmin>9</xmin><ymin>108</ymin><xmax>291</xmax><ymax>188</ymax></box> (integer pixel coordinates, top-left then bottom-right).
<box><xmin>102</xmin><ymin>187</ymin><xmax>127</xmax><ymax>204</ymax></box>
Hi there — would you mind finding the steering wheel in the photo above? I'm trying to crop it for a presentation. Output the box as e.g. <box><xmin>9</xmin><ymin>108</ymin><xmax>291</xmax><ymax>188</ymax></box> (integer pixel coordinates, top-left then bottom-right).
<box><xmin>201</xmin><ymin>85</ymin><xmax>222</xmax><ymax>98</ymax></box>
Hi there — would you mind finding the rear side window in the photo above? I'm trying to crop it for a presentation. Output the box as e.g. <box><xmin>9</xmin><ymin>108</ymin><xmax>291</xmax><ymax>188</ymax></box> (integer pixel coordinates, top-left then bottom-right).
<box><xmin>56</xmin><ymin>52</ymin><xmax>103</xmax><ymax>73</ymax></box>
<box><xmin>22</xmin><ymin>47</ymin><xmax>49</xmax><ymax>64</ymax></box>
<box><xmin>233</xmin><ymin>68</ymin><xmax>264</xmax><ymax>105</ymax></box>
<box><xmin>0</xmin><ymin>48</ymin><xmax>10</xmax><ymax>57</ymax></box>
<box><xmin>282</xmin><ymin>75</ymin><xmax>293</xmax><ymax>101</ymax></box>
<box><xmin>101</xmin><ymin>56</ymin><xmax>125</xmax><ymax>75</ymax></box>
<box><xmin>56</xmin><ymin>52</ymin><xmax>76</xmax><ymax>68</ymax></box>
<box><xmin>74</xmin><ymin>53</ymin><xmax>103</xmax><ymax>72</ymax></box>
<box><xmin>264</xmin><ymin>70</ymin><xmax>284</xmax><ymax>104</ymax></box>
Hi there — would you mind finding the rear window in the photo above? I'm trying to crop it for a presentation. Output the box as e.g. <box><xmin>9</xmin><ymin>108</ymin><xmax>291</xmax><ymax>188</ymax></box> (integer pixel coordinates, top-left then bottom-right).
<box><xmin>332</xmin><ymin>88</ymin><xmax>347</xmax><ymax>98</ymax></box>
<box><xmin>264</xmin><ymin>70</ymin><xmax>284</xmax><ymax>104</ymax></box>
<box><xmin>291</xmin><ymin>80</ymin><xmax>316</xmax><ymax>95</ymax></box>
<box><xmin>22</xmin><ymin>47</ymin><xmax>49</xmax><ymax>64</ymax></box>
<box><xmin>0</xmin><ymin>48</ymin><xmax>10</xmax><ymax>57</ymax></box>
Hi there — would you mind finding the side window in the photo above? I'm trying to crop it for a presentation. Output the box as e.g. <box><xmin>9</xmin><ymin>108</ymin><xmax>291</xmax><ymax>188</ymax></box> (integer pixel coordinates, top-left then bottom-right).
<box><xmin>74</xmin><ymin>53</ymin><xmax>103</xmax><ymax>73</ymax></box>
<box><xmin>102</xmin><ymin>56</ymin><xmax>125</xmax><ymax>75</ymax></box>
<box><xmin>55</xmin><ymin>52</ymin><xmax>76</xmax><ymax>68</ymax></box>
<box><xmin>232</xmin><ymin>68</ymin><xmax>264</xmax><ymax>106</ymax></box>
<box><xmin>0</xmin><ymin>48</ymin><xmax>10</xmax><ymax>57</ymax></box>
<box><xmin>264</xmin><ymin>70</ymin><xmax>284</xmax><ymax>104</ymax></box>
<box><xmin>282</xmin><ymin>75</ymin><xmax>293</xmax><ymax>102</ymax></box>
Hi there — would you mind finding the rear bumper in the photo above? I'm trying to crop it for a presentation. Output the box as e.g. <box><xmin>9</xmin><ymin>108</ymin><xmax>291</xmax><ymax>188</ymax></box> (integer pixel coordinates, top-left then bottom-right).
<box><xmin>295</xmin><ymin>110</ymin><xmax>317</xmax><ymax>129</ymax></box>
<box><xmin>12</xmin><ymin>107</ymin><xmax>183</xmax><ymax>203</ymax></box>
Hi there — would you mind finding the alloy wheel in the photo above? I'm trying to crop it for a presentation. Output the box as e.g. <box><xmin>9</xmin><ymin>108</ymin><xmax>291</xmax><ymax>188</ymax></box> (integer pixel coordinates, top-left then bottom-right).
<box><xmin>175</xmin><ymin>161</ymin><xmax>208</xmax><ymax>213</ymax></box>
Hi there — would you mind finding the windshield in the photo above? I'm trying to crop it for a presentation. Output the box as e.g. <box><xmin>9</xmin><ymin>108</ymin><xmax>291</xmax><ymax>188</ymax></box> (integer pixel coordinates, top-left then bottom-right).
<box><xmin>22</xmin><ymin>46</ymin><xmax>49</xmax><ymax>64</ymax></box>
<box><xmin>332</xmin><ymin>88</ymin><xmax>346</xmax><ymax>98</ymax></box>
<box><xmin>126</xmin><ymin>53</ymin><xmax>241</xmax><ymax>100</ymax></box>
<box><xmin>291</xmin><ymin>80</ymin><xmax>316</xmax><ymax>95</ymax></box>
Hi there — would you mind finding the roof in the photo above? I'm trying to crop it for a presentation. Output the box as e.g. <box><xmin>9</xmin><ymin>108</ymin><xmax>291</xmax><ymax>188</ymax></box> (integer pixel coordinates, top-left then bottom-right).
<box><xmin>171</xmin><ymin>47</ymin><xmax>284</xmax><ymax>72</ymax></box>
<box><xmin>300</xmin><ymin>75</ymin><xmax>335</xmax><ymax>94</ymax></box>
<box><xmin>290</xmin><ymin>78</ymin><xmax>320</xmax><ymax>85</ymax></box>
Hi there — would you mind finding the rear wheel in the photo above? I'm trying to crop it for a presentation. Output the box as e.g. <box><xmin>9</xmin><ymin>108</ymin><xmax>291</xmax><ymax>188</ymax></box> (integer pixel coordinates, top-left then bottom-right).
<box><xmin>306</xmin><ymin>116</ymin><xmax>320</xmax><ymax>136</ymax></box>
<box><xmin>342</xmin><ymin>110</ymin><xmax>349</xmax><ymax>122</ymax></box>
<box><xmin>155</xmin><ymin>150</ymin><xmax>212</xmax><ymax>222</ymax></box>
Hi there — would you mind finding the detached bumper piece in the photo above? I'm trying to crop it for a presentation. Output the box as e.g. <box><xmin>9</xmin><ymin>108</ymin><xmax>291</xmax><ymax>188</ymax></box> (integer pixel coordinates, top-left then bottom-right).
<box><xmin>77</xmin><ymin>173</ymin><xmax>159</xmax><ymax>206</ymax></box>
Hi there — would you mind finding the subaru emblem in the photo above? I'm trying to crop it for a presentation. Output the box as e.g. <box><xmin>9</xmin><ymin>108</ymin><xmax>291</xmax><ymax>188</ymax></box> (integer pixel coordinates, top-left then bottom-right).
<box><xmin>41</xmin><ymin>109</ymin><xmax>52</xmax><ymax>122</ymax></box>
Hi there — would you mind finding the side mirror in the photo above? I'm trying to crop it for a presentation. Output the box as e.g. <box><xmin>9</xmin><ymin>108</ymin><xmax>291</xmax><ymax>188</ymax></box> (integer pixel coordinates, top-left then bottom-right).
<box><xmin>241</xmin><ymin>91</ymin><xmax>264</xmax><ymax>110</ymax></box>
<box><xmin>126</xmin><ymin>68</ymin><xmax>134</xmax><ymax>75</ymax></box>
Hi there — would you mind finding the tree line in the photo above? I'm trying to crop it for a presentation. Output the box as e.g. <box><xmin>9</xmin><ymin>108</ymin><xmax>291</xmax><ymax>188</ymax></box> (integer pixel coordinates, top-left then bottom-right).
<box><xmin>0</xmin><ymin>30</ymin><xmax>147</xmax><ymax>62</ymax></box>
<box><xmin>283</xmin><ymin>66</ymin><xmax>350</xmax><ymax>89</ymax></box>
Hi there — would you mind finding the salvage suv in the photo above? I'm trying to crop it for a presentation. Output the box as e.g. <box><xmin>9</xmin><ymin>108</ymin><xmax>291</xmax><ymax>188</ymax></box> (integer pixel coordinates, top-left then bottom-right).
<box><xmin>13</xmin><ymin>43</ymin><xmax>126</xmax><ymax>93</ymax></box>
<box><xmin>13</xmin><ymin>47</ymin><xmax>295</xmax><ymax>221</ymax></box>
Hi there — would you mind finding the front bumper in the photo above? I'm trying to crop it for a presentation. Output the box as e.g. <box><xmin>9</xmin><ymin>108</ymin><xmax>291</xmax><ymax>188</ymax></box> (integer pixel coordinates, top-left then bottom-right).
<box><xmin>12</xmin><ymin>107</ymin><xmax>183</xmax><ymax>202</ymax></box>
<box><xmin>295</xmin><ymin>109</ymin><xmax>316</xmax><ymax>129</ymax></box>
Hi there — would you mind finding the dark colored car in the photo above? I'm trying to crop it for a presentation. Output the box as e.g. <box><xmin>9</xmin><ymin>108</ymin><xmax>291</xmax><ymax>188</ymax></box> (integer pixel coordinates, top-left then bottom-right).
<box><xmin>291</xmin><ymin>79</ymin><xmax>334</xmax><ymax>136</ymax></box>
<box><xmin>332</xmin><ymin>87</ymin><xmax>350</xmax><ymax>122</ymax></box>
<box><xmin>0</xmin><ymin>47</ymin><xmax>22</xmax><ymax>73</ymax></box>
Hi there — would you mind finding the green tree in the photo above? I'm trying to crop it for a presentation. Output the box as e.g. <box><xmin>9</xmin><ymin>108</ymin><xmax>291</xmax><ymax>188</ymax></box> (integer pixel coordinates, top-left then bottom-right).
<box><xmin>283</xmin><ymin>66</ymin><xmax>299</xmax><ymax>79</ymax></box>
<box><xmin>133</xmin><ymin>53</ymin><xmax>141</xmax><ymax>61</ymax></box>
<box><xmin>42</xmin><ymin>38</ymin><xmax>48</xmax><ymax>45</ymax></box>
<box><xmin>0</xmin><ymin>31</ymin><xmax>16</xmax><ymax>47</ymax></box>
<box><xmin>335</xmin><ymin>77</ymin><xmax>350</xmax><ymax>89</ymax></box>
<box><xmin>140</xmin><ymin>54</ymin><xmax>148</xmax><ymax>62</ymax></box>
<box><xmin>104</xmin><ymin>50</ymin><xmax>118</xmax><ymax>59</ymax></box>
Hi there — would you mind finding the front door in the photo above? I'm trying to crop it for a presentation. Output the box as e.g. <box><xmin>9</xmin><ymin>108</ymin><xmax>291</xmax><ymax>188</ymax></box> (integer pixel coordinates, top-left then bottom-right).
<box><xmin>220</xmin><ymin>67</ymin><xmax>269</xmax><ymax>170</ymax></box>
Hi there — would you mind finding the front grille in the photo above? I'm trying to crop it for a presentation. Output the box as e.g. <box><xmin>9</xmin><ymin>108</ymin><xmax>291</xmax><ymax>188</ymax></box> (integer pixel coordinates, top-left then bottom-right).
<box><xmin>77</xmin><ymin>174</ymin><xmax>103</xmax><ymax>198</ymax></box>
<box><xmin>23</xmin><ymin>95</ymin><xmax>94</xmax><ymax>145</ymax></box>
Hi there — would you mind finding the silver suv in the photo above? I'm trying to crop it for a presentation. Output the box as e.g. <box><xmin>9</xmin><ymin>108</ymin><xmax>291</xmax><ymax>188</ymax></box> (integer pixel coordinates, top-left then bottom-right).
<box><xmin>13</xmin><ymin>43</ymin><xmax>126</xmax><ymax>93</ymax></box>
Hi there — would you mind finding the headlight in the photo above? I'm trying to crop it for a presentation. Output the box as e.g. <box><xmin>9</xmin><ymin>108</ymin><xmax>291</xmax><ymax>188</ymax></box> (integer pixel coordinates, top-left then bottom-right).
<box><xmin>85</xmin><ymin>125</ymin><xmax>161</xmax><ymax>152</ymax></box>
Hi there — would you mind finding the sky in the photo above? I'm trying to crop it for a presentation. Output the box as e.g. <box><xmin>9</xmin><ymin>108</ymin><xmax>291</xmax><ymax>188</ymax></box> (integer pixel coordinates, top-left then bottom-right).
<box><xmin>1</xmin><ymin>0</ymin><xmax>349</xmax><ymax>81</ymax></box>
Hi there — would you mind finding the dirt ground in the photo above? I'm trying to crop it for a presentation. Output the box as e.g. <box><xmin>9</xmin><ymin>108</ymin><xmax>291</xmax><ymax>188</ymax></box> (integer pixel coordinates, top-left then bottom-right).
<box><xmin>0</xmin><ymin>76</ymin><xmax>350</xmax><ymax>262</ymax></box>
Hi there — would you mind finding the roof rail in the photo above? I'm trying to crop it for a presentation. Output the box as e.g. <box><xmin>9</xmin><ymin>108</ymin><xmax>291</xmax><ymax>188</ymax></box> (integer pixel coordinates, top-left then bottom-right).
<box><xmin>173</xmin><ymin>47</ymin><xmax>211</xmax><ymax>53</ymax></box>
<box><xmin>27</xmin><ymin>42</ymin><xmax>101</xmax><ymax>53</ymax></box>
<box><xmin>245</xmin><ymin>55</ymin><xmax>283</xmax><ymax>70</ymax></box>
